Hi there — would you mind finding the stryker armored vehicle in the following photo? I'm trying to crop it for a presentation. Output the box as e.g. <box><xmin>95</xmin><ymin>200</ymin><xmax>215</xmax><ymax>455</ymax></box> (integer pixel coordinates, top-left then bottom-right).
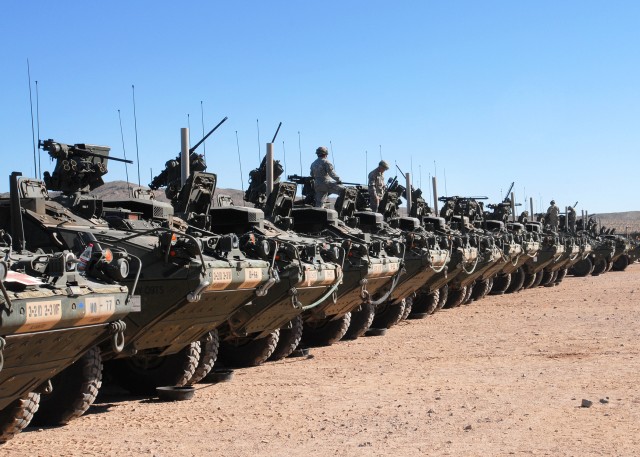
<box><xmin>0</xmin><ymin>187</ymin><xmax>133</xmax><ymax>442</ymax></box>
<box><xmin>5</xmin><ymin>140</ymin><xmax>275</xmax><ymax>393</ymax></box>
<box><xmin>287</xmin><ymin>176</ymin><xmax>404</xmax><ymax>339</ymax></box>
<box><xmin>332</xmin><ymin>176</ymin><xmax>451</xmax><ymax>326</ymax></box>
<box><xmin>570</xmin><ymin>217</ymin><xmax>615</xmax><ymax>277</ymax></box>
<box><xmin>436</xmin><ymin>196</ymin><xmax>510</xmax><ymax>306</ymax></box>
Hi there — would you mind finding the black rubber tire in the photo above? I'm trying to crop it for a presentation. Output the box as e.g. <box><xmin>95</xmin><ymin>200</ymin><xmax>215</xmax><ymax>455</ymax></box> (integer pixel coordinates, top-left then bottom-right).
<box><xmin>0</xmin><ymin>393</ymin><xmax>40</xmax><ymax>444</ymax></box>
<box><xmin>302</xmin><ymin>312</ymin><xmax>351</xmax><ymax>347</ymax></box>
<box><xmin>344</xmin><ymin>303</ymin><xmax>376</xmax><ymax>340</ymax></box>
<box><xmin>530</xmin><ymin>270</ymin><xmax>545</xmax><ymax>288</ymax></box>
<box><xmin>443</xmin><ymin>286</ymin><xmax>467</xmax><ymax>309</ymax></box>
<box><xmin>219</xmin><ymin>330</ymin><xmax>280</xmax><ymax>367</ymax></box>
<box><xmin>107</xmin><ymin>342</ymin><xmax>201</xmax><ymax>395</ymax></box>
<box><xmin>371</xmin><ymin>300</ymin><xmax>406</xmax><ymax>329</ymax></box>
<box><xmin>269</xmin><ymin>315</ymin><xmax>304</xmax><ymax>360</ymax></box>
<box><xmin>471</xmin><ymin>278</ymin><xmax>492</xmax><ymax>301</ymax></box>
<box><xmin>522</xmin><ymin>271</ymin><xmax>537</xmax><ymax>289</ymax></box>
<box><xmin>436</xmin><ymin>285</ymin><xmax>449</xmax><ymax>311</ymax></box>
<box><xmin>606</xmin><ymin>257</ymin><xmax>614</xmax><ymax>272</ymax></box>
<box><xmin>570</xmin><ymin>257</ymin><xmax>593</xmax><ymax>277</ymax></box>
<box><xmin>490</xmin><ymin>273</ymin><xmax>512</xmax><ymax>295</ymax></box>
<box><xmin>612</xmin><ymin>255</ymin><xmax>630</xmax><ymax>272</ymax></box>
<box><xmin>409</xmin><ymin>290</ymin><xmax>440</xmax><ymax>316</ymax></box>
<box><xmin>31</xmin><ymin>346</ymin><xmax>102</xmax><ymax>426</ymax></box>
<box><xmin>543</xmin><ymin>270</ymin><xmax>559</xmax><ymax>287</ymax></box>
<box><xmin>505</xmin><ymin>267</ymin><xmax>526</xmax><ymax>294</ymax></box>
<box><xmin>554</xmin><ymin>268</ymin><xmax>568</xmax><ymax>284</ymax></box>
<box><xmin>462</xmin><ymin>284</ymin><xmax>474</xmax><ymax>304</ymax></box>
<box><xmin>591</xmin><ymin>258</ymin><xmax>608</xmax><ymax>276</ymax></box>
<box><xmin>188</xmin><ymin>330</ymin><xmax>220</xmax><ymax>385</ymax></box>
<box><xmin>401</xmin><ymin>297</ymin><xmax>414</xmax><ymax>320</ymax></box>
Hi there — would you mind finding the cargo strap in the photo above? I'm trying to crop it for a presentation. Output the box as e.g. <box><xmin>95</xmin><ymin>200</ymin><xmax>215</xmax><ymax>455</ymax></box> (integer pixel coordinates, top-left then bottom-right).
<box><xmin>108</xmin><ymin>320</ymin><xmax>127</xmax><ymax>353</ymax></box>
<box><xmin>0</xmin><ymin>337</ymin><xmax>5</xmax><ymax>373</ymax></box>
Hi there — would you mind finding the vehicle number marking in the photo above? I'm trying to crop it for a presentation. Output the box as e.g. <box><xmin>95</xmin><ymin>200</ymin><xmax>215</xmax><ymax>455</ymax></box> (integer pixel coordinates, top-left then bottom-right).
<box><xmin>16</xmin><ymin>300</ymin><xmax>63</xmax><ymax>333</ymax></box>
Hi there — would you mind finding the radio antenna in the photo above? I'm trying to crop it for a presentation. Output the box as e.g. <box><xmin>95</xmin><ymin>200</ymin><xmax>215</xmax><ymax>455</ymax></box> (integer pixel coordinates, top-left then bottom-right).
<box><xmin>282</xmin><ymin>140</ymin><xmax>287</xmax><ymax>177</ymax></box>
<box><xmin>187</xmin><ymin>113</ymin><xmax>191</xmax><ymax>144</ymax></box>
<box><xmin>256</xmin><ymin>119</ymin><xmax>261</xmax><ymax>163</ymax></box>
<box><xmin>132</xmin><ymin>84</ymin><xmax>141</xmax><ymax>186</ymax></box>
<box><xmin>379</xmin><ymin>144</ymin><xmax>382</xmax><ymax>160</ymax></box>
<box><xmin>365</xmin><ymin>150</ymin><xmax>368</xmax><ymax>182</ymax></box>
<box><xmin>444</xmin><ymin>168</ymin><xmax>448</xmax><ymax>197</ymax></box>
<box><xmin>35</xmin><ymin>80</ymin><xmax>42</xmax><ymax>179</ymax></box>
<box><xmin>235</xmin><ymin>130</ymin><xmax>245</xmax><ymax>203</ymax></box>
<box><xmin>200</xmin><ymin>101</ymin><xmax>206</xmax><ymax>160</ymax></box>
<box><xmin>330</xmin><ymin>140</ymin><xmax>335</xmax><ymax>167</ymax></box>
<box><xmin>298</xmin><ymin>131</ymin><xmax>303</xmax><ymax>175</ymax></box>
<box><xmin>117</xmin><ymin>109</ymin><xmax>132</xmax><ymax>196</ymax></box>
<box><xmin>27</xmin><ymin>59</ymin><xmax>37</xmax><ymax>177</ymax></box>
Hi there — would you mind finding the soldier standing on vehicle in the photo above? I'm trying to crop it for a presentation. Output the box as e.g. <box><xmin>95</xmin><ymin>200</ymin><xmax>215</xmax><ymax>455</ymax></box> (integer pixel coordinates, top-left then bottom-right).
<box><xmin>518</xmin><ymin>210</ymin><xmax>529</xmax><ymax>224</ymax></box>
<box><xmin>546</xmin><ymin>200</ymin><xmax>560</xmax><ymax>231</ymax></box>
<box><xmin>368</xmin><ymin>160</ymin><xmax>389</xmax><ymax>212</ymax></box>
<box><xmin>567</xmin><ymin>206</ymin><xmax>577</xmax><ymax>233</ymax></box>
<box><xmin>310</xmin><ymin>146</ymin><xmax>344</xmax><ymax>208</ymax></box>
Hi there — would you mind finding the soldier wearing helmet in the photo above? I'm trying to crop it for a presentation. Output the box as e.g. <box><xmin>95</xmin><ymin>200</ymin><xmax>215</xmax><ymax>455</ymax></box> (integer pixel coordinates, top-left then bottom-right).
<box><xmin>368</xmin><ymin>160</ymin><xmax>389</xmax><ymax>212</ymax></box>
<box><xmin>546</xmin><ymin>200</ymin><xmax>560</xmax><ymax>232</ymax></box>
<box><xmin>310</xmin><ymin>146</ymin><xmax>344</xmax><ymax>208</ymax></box>
<box><xmin>567</xmin><ymin>205</ymin><xmax>577</xmax><ymax>233</ymax></box>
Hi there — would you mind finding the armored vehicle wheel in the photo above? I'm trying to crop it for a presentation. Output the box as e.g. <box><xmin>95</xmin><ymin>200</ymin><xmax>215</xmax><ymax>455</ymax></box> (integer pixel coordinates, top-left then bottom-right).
<box><xmin>570</xmin><ymin>258</ymin><xmax>592</xmax><ymax>277</ymax></box>
<box><xmin>401</xmin><ymin>297</ymin><xmax>414</xmax><ymax>320</ymax></box>
<box><xmin>270</xmin><ymin>316</ymin><xmax>304</xmax><ymax>360</ymax></box>
<box><xmin>219</xmin><ymin>330</ymin><xmax>279</xmax><ymax>367</ymax></box>
<box><xmin>505</xmin><ymin>267</ymin><xmax>526</xmax><ymax>294</ymax></box>
<box><xmin>490</xmin><ymin>273</ymin><xmax>511</xmax><ymax>295</ymax></box>
<box><xmin>344</xmin><ymin>303</ymin><xmax>376</xmax><ymax>340</ymax></box>
<box><xmin>0</xmin><ymin>393</ymin><xmax>40</xmax><ymax>444</ymax></box>
<box><xmin>606</xmin><ymin>258</ymin><xmax>614</xmax><ymax>272</ymax></box>
<box><xmin>540</xmin><ymin>269</ymin><xmax>555</xmax><ymax>287</ymax></box>
<box><xmin>108</xmin><ymin>342</ymin><xmax>201</xmax><ymax>395</ymax></box>
<box><xmin>372</xmin><ymin>300</ymin><xmax>406</xmax><ymax>329</ymax></box>
<box><xmin>591</xmin><ymin>258</ymin><xmax>608</xmax><ymax>276</ymax></box>
<box><xmin>554</xmin><ymin>268</ymin><xmax>568</xmax><ymax>284</ymax></box>
<box><xmin>543</xmin><ymin>270</ymin><xmax>559</xmax><ymax>287</ymax></box>
<box><xmin>470</xmin><ymin>278</ymin><xmax>492</xmax><ymax>301</ymax></box>
<box><xmin>530</xmin><ymin>270</ymin><xmax>545</xmax><ymax>288</ymax></box>
<box><xmin>521</xmin><ymin>272</ymin><xmax>536</xmax><ymax>289</ymax></box>
<box><xmin>612</xmin><ymin>254</ymin><xmax>630</xmax><ymax>272</ymax></box>
<box><xmin>444</xmin><ymin>286</ymin><xmax>467</xmax><ymax>309</ymax></box>
<box><xmin>462</xmin><ymin>284</ymin><xmax>474</xmax><ymax>304</ymax></box>
<box><xmin>31</xmin><ymin>346</ymin><xmax>102</xmax><ymax>426</ymax></box>
<box><xmin>302</xmin><ymin>313</ymin><xmax>351</xmax><ymax>347</ymax></box>
<box><xmin>409</xmin><ymin>290</ymin><xmax>440</xmax><ymax>317</ymax></box>
<box><xmin>436</xmin><ymin>285</ymin><xmax>449</xmax><ymax>311</ymax></box>
<box><xmin>188</xmin><ymin>331</ymin><xmax>220</xmax><ymax>385</ymax></box>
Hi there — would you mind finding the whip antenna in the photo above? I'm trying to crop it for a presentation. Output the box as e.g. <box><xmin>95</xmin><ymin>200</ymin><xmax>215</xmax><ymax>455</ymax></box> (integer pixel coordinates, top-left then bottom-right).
<box><xmin>27</xmin><ymin>59</ymin><xmax>37</xmax><ymax>177</ymax></box>
<box><xmin>330</xmin><ymin>140</ymin><xmax>335</xmax><ymax>167</ymax></box>
<box><xmin>235</xmin><ymin>130</ymin><xmax>245</xmax><ymax>203</ymax></box>
<box><xmin>298</xmin><ymin>130</ymin><xmax>303</xmax><ymax>175</ymax></box>
<box><xmin>379</xmin><ymin>144</ymin><xmax>382</xmax><ymax>160</ymax></box>
<box><xmin>256</xmin><ymin>119</ymin><xmax>261</xmax><ymax>162</ymax></box>
<box><xmin>117</xmin><ymin>109</ymin><xmax>132</xmax><ymax>196</ymax></box>
<box><xmin>282</xmin><ymin>140</ymin><xmax>287</xmax><ymax>177</ymax></box>
<box><xmin>132</xmin><ymin>84</ymin><xmax>141</xmax><ymax>186</ymax></box>
<box><xmin>187</xmin><ymin>113</ymin><xmax>191</xmax><ymax>144</ymax></box>
<box><xmin>35</xmin><ymin>80</ymin><xmax>42</xmax><ymax>179</ymax></box>
<box><xmin>365</xmin><ymin>150</ymin><xmax>368</xmax><ymax>182</ymax></box>
<box><xmin>200</xmin><ymin>101</ymin><xmax>206</xmax><ymax>160</ymax></box>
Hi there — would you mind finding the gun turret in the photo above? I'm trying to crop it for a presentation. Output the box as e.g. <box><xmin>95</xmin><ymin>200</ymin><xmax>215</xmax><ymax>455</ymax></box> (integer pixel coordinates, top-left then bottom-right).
<box><xmin>40</xmin><ymin>139</ymin><xmax>132</xmax><ymax>195</ymax></box>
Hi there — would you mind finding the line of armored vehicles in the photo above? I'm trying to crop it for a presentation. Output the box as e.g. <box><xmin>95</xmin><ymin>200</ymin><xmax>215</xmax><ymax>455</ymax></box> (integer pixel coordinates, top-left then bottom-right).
<box><xmin>1</xmin><ymin>127</ymin><xmax>637</xmax><ymax>444</ymax></box>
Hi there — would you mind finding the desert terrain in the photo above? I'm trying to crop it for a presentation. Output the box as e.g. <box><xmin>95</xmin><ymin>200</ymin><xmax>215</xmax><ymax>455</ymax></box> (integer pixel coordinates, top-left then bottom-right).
<box><xmin>3</xmin><ymin>264</ymin><xmax>639</xmax><ymax>456</ymax></box>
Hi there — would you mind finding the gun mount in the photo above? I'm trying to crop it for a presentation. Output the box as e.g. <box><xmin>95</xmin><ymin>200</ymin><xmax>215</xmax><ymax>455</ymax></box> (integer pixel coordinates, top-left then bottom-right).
<box><xmin>40</xmin><ymin>139</ymin><xmax>132</xmax><ymax>196</ymax></box>
<box><xmin>245</xmin><ymin>156</ymin><xmax>284</xmax><ymax>208</ymax></box>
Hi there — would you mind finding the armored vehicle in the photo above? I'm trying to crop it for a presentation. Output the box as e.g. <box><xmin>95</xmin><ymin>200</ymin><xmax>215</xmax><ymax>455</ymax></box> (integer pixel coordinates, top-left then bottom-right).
<box><xmin>5</xmin><ymin>141</ymin><xmax>275</xmax><ymax>393</ymax></box>
<box><xmin>0</xmin><ymin>191</ymin><xmax>133</xmax><ymax>442</ymax></box>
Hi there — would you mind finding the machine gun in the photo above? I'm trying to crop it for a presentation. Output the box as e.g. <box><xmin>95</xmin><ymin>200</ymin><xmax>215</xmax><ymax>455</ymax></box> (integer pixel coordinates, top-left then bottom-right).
<box><xmin>149</xmin><ymin>117</ymin><xmax>228</xmax><ymax>201</ymax></box>
<box><xmin>394</xmin><ymin>164</ymin><xmax>432</xmax><ymax>218</ymax></box>
<box><xmin>40</xmin><ymin>139</ymin><xmax>133</xmax><ymax>196</ymax></box>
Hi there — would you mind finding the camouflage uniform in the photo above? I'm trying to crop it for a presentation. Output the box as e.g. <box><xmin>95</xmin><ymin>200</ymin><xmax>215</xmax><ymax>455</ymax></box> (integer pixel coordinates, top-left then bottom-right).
<box><xmin>567</xmin><ymin>206</ymin><xmax>576</xmax><ymax>232</ymax></box>
<box><xmin>367</xmin><ymin>173</ymin><xmax>384</xmax><ymax>213</ymax></box>
<box><xmin>546</xmin><ymin>201</ymin><xmax>560</xmax><ymax>231</ymax></box>
<box><xmin>518</xmin><ymin>211</ymin><xmax>529</xmax><ymax>224</ymax></box>
<box><xmin>310</xmin><ymin>154</ymin><xmax>343</xmax><ymax>208</ymax></box>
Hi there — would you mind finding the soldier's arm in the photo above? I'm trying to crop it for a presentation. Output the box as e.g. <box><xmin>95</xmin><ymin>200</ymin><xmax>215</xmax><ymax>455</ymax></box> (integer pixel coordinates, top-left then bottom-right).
<box><xmin>326</xmin><ymin>162</ymin><xmax>341</xmax><ymax>182</ymax></box>
<box><xmin>367</xmin><ymin>170</ymin><xmax>376</xmax><ymax>187</ymax></box>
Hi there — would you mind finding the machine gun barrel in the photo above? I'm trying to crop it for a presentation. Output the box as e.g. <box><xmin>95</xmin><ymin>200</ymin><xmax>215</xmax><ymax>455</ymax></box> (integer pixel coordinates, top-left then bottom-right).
<box><xmin>39</xmin><ymin>139</ymin><xmax>133</xmax><ymax>164</ymax></box>
<box><xmin>503</xmin><ymin>181</ymin><xmax>514</xmax><ymax>202</ymax></box>
<box><xmin>395</xmin><ymin>164</ymin><xmax>406</xmax><ymax>179</ymax></box>
<box><xmin>271</xmin><ymin>122</ymin><xmax>282</xmax><ymax>144</ymax></box>
<box><xmin>190</xmin><ymin>116</ymin><xmax>228</xmax><ymax>153</ymax></box>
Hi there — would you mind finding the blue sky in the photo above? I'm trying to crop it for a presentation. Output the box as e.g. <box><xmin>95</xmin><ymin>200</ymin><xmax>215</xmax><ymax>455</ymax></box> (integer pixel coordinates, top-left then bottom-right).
<box><xmin>1</xmin><ymin>1</ymin><xmax>639</xmax><ymax>213</ymax></box>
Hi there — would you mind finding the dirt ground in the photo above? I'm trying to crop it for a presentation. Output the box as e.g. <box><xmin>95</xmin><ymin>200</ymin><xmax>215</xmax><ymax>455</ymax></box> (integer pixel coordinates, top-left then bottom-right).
<box><xmin>4</xmin><ymin>264</ymin><xmax>640</xmax><ymax>456</ymax></box>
